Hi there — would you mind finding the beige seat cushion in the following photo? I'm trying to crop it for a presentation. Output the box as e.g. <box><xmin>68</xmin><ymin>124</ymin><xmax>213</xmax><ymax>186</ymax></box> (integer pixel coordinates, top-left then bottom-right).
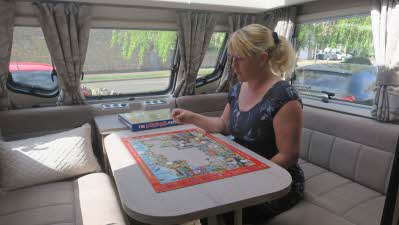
<box><xmin>270</xmin><ymin>160</ymin><xmax>385</xmax><ymax>225</ymax></box>
<box><xmin>302</xmin><ymin>160</ymin><xmax>384</xmax><ymax>222</ymax></box>
<box><xmin>0</xmin><ymin>173</ymin><xmax>127</xmax><ymax>225</ymax></box>
<box><xmin>266</xmin><ymin>201</ymin><xmax>356</xmax><ymax>225</ymax></box>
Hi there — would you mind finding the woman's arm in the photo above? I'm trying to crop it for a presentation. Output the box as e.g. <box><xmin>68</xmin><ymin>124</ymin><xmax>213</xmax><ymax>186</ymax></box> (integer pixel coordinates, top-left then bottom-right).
<box><xmin>171</xmin><ymin>103</ymin><xmax>231</xmax><ymax>134</ymax></box>
<box><xmin>271</xmin><ymin>100</ymin><xmax>303</xmax><ymax>169</ymax></box>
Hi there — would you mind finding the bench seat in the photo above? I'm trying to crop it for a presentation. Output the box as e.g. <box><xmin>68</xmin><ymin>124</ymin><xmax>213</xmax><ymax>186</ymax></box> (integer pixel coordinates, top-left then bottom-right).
<box><xmin>0</xmin><ymin>172</ymin><xmax>127</xmax><ymax>225</ymax></box>
<box><xmin>267</xmin><ymin>159</ymin><xmax>385</xmax><ymax>225</ymax></box>
<box><xmin>267</xmin><ymin>106</ymin><xmax>398</xmax><ymax>225</ymax></box>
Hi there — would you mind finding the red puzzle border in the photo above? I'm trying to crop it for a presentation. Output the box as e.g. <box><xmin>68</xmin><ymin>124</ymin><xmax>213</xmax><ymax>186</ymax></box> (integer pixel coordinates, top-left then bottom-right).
<box><xmin>121</xmin><ymin>128</ymin><xmax>269</xmax><ymax>193</ymax></box>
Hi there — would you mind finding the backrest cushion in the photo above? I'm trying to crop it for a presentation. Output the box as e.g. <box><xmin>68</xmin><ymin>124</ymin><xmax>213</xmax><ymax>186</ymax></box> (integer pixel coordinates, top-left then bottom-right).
<box><xmin>0</xmin><ymin>123</ymin><xmax>101</xmax><ymax>191</ymax></box>
<box><xmin>300</xmin><ymin>106</ymin><xmax>399</xmax><ymax>194</ymax></box>
<box><xmin>175</xmin><ymin>93</ymin><xmax>228</xmax><ymax>117</ymax></box>
<box><xmin>0</xmin><ymin>105</ymin><xmax>92</xmax><ymax>140</ymax></box>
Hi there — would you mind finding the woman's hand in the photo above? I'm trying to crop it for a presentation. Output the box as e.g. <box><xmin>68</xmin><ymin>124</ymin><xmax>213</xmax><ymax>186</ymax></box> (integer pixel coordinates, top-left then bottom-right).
<box><xmin>171</xmin><ymin>108</ymin><xmax>196</xmax><ymax>124</ymax></box>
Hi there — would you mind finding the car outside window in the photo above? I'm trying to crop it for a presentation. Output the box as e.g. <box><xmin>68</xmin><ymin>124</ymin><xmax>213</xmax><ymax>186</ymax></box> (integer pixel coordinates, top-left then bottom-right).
<box><xmin>9</xmin><ymin>27</ymin><xmax>58</xmax><ymax>97</ymax></box>
<box><xmin>82</xmin><ymin>29</ymin><xmax>177</xmax><ymax>98</ymax></box>
<box><xmin>294</xmin><ymin>15</ymin><xmax>376</xmax><ymax>106</ymax></box>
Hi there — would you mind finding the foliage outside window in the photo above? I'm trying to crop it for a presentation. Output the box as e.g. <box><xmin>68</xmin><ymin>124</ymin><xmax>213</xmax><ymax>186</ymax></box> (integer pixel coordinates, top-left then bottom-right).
<box><xmin>82</xmin><ymin>29</ymin><xmax>177</xmax><ymax>98</ymax></box>
<box><xmin>198</xmin><ymin>32</ymin><xmax>227</xmax><ymax>77</ymax></box>
<box><xmin>9</xmin><ymin>27</ymin><xmax>58</xmax><ymax>97</ymax></box>
<box><xmin>293</xmin><ymin>15</ymin><xmax>376</xmax><ymax>106</ymax></box>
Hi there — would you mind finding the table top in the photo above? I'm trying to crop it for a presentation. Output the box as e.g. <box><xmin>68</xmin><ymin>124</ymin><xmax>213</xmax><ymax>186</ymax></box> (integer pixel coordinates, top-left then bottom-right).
<box><xmin>104</xmin><ymin>124</ymin><xmax>292</xmax><ymax>225</ymax></box>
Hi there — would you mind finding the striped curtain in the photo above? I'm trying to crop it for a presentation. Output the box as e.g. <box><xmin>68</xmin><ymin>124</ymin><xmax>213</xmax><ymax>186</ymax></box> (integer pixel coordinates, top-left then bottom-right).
<box><xmin>370</xmin><ymin>0</ymin><xmax>399</xmax><ymax>121</ymax></box>
<box><xmin>173</xmin><ymin>11</ymin><xmax>216</xmax><ymax>97</ymax></box>
<box><xmin>0</xmin><ymin>0</ymin><xmax>15</xmax><ymax>110</ymax></box>
<box><xmin>34</xmin><ymin>1</ymin><xmax>91</xmax><ymax>105</ymax></box>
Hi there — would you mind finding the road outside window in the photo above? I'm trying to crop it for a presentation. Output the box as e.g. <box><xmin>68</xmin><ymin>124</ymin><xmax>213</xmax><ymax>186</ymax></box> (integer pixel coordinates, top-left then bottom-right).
<box><xmin>294</xmin><ymin>15</ymin><xmax>376</xmax><ymax>106</ymax></box>
<box><xmin>83</xmin><ymin>29</ymin><xmax>177</xmax><ymax>97</ymax></box>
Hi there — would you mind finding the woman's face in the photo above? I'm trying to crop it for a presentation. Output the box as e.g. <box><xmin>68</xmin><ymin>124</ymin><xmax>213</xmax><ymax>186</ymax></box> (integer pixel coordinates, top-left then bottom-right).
<box><xmin>231</xmin><ymin>54</ymin><xmax>264</xmax><ymax>82</ymax></box>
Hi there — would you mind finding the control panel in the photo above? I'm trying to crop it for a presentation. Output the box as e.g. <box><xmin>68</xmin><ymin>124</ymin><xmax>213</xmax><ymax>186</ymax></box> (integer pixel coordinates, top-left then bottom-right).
<box><xmin>100</xmin><ymin>99</ymin><xmax>169</xmax><ymax>111</ymax></box>
<box><xmin>101</xmin><ymin>103</ymin><xmax>129</xmax><ymax>110</ymax></box>
<box><xmin>144</xmin><ymin>99</ymin><xmax>168</xmax><ymax>105</ymax></box>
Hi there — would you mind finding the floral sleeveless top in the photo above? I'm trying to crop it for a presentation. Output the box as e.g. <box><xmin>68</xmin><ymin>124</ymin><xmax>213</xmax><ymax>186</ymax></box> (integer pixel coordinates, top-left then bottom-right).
<box><xmin>228</xmin><ymin>80</ymin><xmax>304</xmax><ymax>195</ymax></box>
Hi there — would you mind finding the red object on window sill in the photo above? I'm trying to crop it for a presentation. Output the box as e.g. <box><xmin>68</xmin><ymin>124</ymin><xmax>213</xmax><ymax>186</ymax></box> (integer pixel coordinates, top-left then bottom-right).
<box><xmin>341</xmin><ymin>95</ymin><xmax>356</xmax><ymax>102</ymax></box>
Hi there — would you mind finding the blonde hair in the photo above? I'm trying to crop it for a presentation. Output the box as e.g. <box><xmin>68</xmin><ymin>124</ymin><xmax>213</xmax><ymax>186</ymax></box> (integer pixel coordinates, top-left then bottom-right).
<box><xmin>227</xmin><ymin>24</ymin><xmax>296</xmax><ymax>78</ymax></box>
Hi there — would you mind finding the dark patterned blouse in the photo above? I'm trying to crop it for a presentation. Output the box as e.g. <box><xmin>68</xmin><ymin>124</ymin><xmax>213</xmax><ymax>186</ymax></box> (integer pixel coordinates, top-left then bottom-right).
<box><xmin>227</xmin><ymin>80</ymin><xmax>304</xmax><ymax>219</ymax></box>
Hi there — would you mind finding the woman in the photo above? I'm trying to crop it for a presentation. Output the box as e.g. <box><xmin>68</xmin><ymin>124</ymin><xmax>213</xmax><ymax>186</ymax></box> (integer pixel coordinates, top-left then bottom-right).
<box><xmin>172</xmin><ymin>24</ymin><xmax>304</xmax><ymax>224</ymax></box>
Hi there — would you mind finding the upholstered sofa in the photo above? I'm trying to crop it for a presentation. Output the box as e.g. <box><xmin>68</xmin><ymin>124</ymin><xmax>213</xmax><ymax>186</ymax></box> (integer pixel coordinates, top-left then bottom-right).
<box><xmin>266</xmin><ymin>106</ymin><xmax>398</xmax><ymax>225</ymax></box>
<box><xmin>0</xmin><ymin>106</ymin><xmax>127</xmax><ymax>225</ymax></box>
<box><xmin>1</xmin><ymin>93</ymin><xmax>395</xmax><ymax>225</ymax></box>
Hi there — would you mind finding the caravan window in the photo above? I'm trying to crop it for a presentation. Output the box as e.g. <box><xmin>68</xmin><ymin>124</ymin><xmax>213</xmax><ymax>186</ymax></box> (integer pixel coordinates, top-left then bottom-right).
<box><xmin>294</xmin><ymin>15</ymin><xmax>376</xmax><ymax>106</ymax></box>
<box><xmin>83</xmin><ymin>29</ymin><xmax>177</xmax><ymax>98</ymax></box>
<box><xmin>198</xmin><ymin>32</ymin><xmax>227</xmax><ymax>78</ymax></box>
<box><xmin>8</xmin><ymin>26</ymin><xmax>58</xmax><ymax>97</ymax></box>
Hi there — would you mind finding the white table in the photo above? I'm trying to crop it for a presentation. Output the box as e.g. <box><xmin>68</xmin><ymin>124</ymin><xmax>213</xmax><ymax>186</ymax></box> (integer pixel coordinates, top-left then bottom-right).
<box><xmin>104</xmin><ymin>124</ymin><xmax>292</xmax><ymax>225</ymax></box>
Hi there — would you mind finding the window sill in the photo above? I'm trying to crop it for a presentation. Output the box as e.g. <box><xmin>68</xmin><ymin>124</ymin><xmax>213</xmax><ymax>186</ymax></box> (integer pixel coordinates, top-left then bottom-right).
<box><xmin>301</xmin><ymin>96</ymin><xmax>373</xmax><ymax>119</ymax></box>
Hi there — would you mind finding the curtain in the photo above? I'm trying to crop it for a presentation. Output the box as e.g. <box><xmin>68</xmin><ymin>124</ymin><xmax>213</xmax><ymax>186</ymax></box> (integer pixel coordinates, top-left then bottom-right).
<box><xmin>258</xmin><ymin>7</ymin><xmax>297</xmax><ymax>40</ymax></box>
<box><xmin>0</xmin><ymin>0</ymin><xmax>15</xmax><ymax>110</ymax></box>
<box><xmin>273</xmin><ymin>7</ymin><xmax>297</xmax><ymax>41</ymax></box>
<box><xmin>173</xmin><ymin>11</ymin><xmax>216</xmax><ymax>97</ymax></box>
<box><xmin>33</xmin><ymin>1</ymin><xmax>91</xmax><ymax>105</ymax></box>
<box><xmin>271</xmin><ymin>6</ymin><xmax>297</xmax><ymax>80</ymax></box>
<box><xmin>370</xmin><ymin>0</ymin><xmax>399</xmax><ymax>121</ymax></box>
<box><xmin>216</xmin><ymin>14</ymin><xmax>256</xmax><ymax>92</ymax></box>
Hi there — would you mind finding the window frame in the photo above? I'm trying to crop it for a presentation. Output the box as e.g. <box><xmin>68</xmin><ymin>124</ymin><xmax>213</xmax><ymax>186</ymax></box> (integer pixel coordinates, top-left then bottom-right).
<box><xmin>7</xmin><ymin>26</ymin><xmax>59</xmax><ymax>98</ymax></box>
<box><xmin>292</xmin><ymin>13</ymin><xmax>375</xmax><ymax>112</ymax></box>
<box><xmin>8</xmin><ymin>24</ymin><xmax>226</xmax><ymax>100</ymax></box>
<box><xmin>301</xmin><ymin>95</ymin><xmax>373</xmax><ymax>118</ymax></box>
<box><xmin>83</xmin><ymin>28</ymin><xmax>179</xmax><ymax>100</ymax></box>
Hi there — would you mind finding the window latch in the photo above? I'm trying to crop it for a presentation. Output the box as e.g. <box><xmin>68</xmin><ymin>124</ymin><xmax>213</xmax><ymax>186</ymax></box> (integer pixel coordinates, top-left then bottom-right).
<box><xmin>322</xmin><ymin>91</ymin><xmax>335</xmax><ymax>99</ymax></box>
<box><xmin>321</xmin><ymin>91</ymin><xmax>335</xmax><ymax>103</ymax></box>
